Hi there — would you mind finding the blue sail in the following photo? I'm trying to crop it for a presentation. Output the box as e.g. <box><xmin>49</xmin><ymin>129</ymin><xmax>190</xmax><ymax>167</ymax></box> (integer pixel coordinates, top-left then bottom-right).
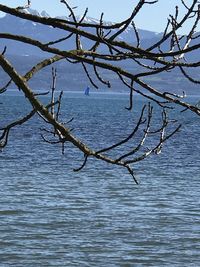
<box><xmin>84</xmin><ymin>86</ymin><xmax>90</xmax><ymax>96</ymax></box>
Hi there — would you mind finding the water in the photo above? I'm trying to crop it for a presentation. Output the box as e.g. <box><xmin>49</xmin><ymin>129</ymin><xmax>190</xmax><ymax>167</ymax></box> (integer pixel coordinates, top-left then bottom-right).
<box><xmin>0</xmin><ymin>91</ymin><xmax>200</xmax><ymax>266</ymax></box>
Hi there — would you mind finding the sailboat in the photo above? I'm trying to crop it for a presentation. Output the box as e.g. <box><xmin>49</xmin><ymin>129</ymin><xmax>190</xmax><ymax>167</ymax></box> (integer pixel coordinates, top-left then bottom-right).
<box><xmin>84</xmin><ymin>86</ymin><xmax>90</xmax><ymax>96</ymax></box>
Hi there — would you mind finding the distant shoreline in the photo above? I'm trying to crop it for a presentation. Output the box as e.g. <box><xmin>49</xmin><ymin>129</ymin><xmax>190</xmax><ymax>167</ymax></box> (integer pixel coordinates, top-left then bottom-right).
<box><xmin>3</xmin><ymin>89</ymin><xmax>200</xmax><ymax>98</ymax></box>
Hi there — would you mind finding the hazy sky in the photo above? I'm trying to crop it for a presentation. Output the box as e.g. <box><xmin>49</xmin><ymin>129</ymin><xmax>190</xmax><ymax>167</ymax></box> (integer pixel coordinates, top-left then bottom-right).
<box><xmin>0</xmin><ymin>0</ymin><xmax>197</xmax><ymax>33</ymax></box>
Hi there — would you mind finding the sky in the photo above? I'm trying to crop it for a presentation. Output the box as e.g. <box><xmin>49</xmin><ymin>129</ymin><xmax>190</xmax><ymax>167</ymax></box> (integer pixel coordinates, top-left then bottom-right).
<box><xmin>0</xmin><ymin>0</ymin><xmax>197</xmax><ymax>33</ymax></box>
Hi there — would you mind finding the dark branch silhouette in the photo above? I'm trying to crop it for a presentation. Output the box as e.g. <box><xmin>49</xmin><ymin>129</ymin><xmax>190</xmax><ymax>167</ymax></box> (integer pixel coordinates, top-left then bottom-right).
<box><xmin>0</xmin><ymin>1</ymin><xmax>200</xmax><ymax>183</ymax></box>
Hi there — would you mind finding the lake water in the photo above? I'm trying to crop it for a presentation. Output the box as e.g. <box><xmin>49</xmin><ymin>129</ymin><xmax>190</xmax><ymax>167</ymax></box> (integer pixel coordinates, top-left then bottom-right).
<box><xmin>0</xmin><ymin>91</ymin><xmax>200</xmax><ymax>266</ymax></box>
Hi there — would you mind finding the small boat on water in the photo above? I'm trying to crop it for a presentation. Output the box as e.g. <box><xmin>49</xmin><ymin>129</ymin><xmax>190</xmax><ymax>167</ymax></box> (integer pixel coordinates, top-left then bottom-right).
<box><xmin>84</xmin><ymin>86</ymin><xmax>90</xmax><ymax>96</ymax></box>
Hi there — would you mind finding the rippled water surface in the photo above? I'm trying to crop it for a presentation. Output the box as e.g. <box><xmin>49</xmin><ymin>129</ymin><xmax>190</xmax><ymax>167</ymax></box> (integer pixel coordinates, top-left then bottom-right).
<box><xmin>0</xmin><ymin>92</ymin><xmax>200</xmax><ymax>266</ymax></box>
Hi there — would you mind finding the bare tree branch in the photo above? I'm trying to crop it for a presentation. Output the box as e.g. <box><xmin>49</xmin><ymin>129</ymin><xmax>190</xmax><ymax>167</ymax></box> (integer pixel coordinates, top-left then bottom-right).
<box><xmin>0</xmin><ymin>1</ymin><xmax>200</xmax><ymax>183</ymax></box>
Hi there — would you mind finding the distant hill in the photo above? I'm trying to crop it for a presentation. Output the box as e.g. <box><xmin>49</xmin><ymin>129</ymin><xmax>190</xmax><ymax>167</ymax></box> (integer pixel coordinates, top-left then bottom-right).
<box><xmin>0</xmin><ymin>8</ymin><xmax>200</xmax><ymax>95</ymax></box>
<box><xmin>0</xmin><ymin>8</ymin><xmax>162</xmax><ymax>56</ymax></box>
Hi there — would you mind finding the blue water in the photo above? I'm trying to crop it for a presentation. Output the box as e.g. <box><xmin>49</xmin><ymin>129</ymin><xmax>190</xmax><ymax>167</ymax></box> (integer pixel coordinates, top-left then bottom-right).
<box><xmin>0</xmin><ymin>92</ymin><xmax>200</xmax><ymax>266</ymax></box>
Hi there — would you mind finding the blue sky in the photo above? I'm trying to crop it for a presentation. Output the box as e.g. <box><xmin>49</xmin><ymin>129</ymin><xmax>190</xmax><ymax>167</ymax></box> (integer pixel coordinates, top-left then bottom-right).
<box><xmin>0</xmin><ymin>0</ymin><xmax>196</xmax><ymax>33</ymax></box>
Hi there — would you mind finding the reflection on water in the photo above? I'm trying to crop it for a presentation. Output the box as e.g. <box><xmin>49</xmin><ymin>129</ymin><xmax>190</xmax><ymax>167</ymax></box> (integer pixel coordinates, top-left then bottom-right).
<box><xmin>0</xmin><ymin>92</ymin><xmax>200</xmax><ymax>266</ymax></box>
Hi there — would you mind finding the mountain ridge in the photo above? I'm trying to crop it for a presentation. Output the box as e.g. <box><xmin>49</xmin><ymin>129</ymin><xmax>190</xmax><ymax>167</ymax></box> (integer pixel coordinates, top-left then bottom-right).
<box><xmin>0</xmin><ymin>8</ymin><xmax>162</xmax><ymax>56</ymax></box>
<box><xmin>0</xmin><ymin>8</ymin><xmax>200</xmax><ymax>95</ymax></box>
